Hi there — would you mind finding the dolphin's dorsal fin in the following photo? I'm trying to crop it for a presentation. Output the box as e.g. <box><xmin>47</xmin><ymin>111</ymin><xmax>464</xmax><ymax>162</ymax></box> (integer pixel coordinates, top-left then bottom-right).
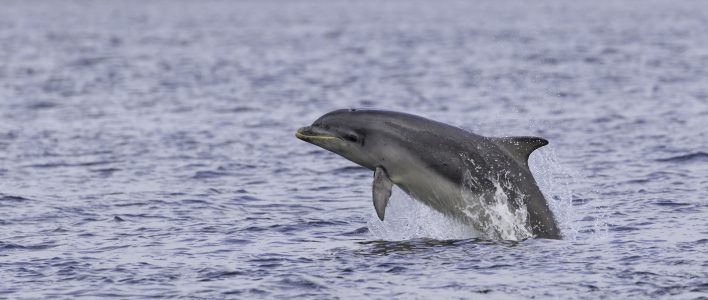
<box><xmin>372</xmin><ymin>167</ymin><xmax>393</xmax><ymax>221</ymax></box>
<box><xmin>490</xmin><ymin>136</ymin><xmax>548</xmax><ymax>168</ymax></box>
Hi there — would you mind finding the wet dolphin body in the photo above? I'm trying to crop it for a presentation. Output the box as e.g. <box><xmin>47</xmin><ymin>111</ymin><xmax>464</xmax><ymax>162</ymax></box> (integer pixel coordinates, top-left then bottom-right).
<box><xmin>296</xmin><ymin>109</ymin><xmax>561</xmax><ymax>239</ymax></box>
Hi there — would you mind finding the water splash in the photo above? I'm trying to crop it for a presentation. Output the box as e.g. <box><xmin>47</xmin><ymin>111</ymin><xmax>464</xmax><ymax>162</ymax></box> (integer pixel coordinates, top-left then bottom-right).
<box><xmin>368</xmin><ymin>146</ymin><xmax>605</xmax><ymax>242</ymax></box>
<box><xmin>530</xmin><ymin>147</ymin><xmax>609</xmax><ymax>241</ymax></box>
<box><xmin>367</xmin><ymin>187</ymin><xmax>480</xmax><ymax>241</ymax></box>
<box><xmin>458</xmin><ymin>171</ymin><xmax>533</xmax><ymax>240</ymax></box>
<box><xmin>368</xmin><ymin>168</ymin><xmax>535</xmax><ymax>241</ymax></box>
<box><xmin>369</xmin><ymin>149</ymin><xmax>540</xmax><ymax>241</ymax></box>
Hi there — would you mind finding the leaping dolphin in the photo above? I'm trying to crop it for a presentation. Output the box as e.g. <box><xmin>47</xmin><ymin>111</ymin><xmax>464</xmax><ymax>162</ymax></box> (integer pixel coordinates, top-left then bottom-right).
<box><xmin>296</xmin><ymin>109</ymin><xmax>561</xmax><ymax>239</ymax></box>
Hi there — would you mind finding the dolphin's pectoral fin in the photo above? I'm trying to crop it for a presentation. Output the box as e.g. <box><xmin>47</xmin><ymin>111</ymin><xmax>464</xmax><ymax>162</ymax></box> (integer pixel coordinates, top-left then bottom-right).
<box><xmin>490</xmin><ymin>136</ymin><xmax>549</xmax><ymax>168</ymax></box>
<box><xmin>372</xmin><ymin>167</ymin><xmax>393</xmax><ymax>221</ymax></box>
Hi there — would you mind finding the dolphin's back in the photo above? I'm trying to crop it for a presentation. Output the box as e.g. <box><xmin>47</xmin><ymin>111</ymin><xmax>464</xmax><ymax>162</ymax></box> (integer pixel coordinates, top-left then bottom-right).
<box><xmin>365</xmin><ymin>111</ymin><xmax>495</xmax><ymax>184</ymax></box>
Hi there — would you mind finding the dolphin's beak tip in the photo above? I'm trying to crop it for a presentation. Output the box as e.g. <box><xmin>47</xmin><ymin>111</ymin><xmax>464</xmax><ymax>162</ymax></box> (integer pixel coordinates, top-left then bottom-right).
<box><xmin>294</xmin><ymin>126</ymin><xmax>336</xmax><ymax>141</ymax></box>
<box><xmin>295</xmin><ymin>127</ymin><xmax>308</xmax><ymax>140</ymax></box>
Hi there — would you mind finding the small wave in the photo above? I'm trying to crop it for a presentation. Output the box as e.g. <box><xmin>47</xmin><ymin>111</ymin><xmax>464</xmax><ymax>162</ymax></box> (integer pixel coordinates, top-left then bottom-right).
<box><xmin>27</xmin><ymin>101</ymin><xmax>59</xmax><ymax>110</ymax></box>
<box><xmin>66</xmin><ymin>56</ymin><xmax>113</xmax><ymax>68</ymax></box>
<box><xmin>24</xmin><ymin>160</ymin><xmax>121</xmax><ymax>169</ymax></box>
<box><xmin>234</xmin><ymin>195</ymin><xmax>261</xmax><ymax>201</ymax></box>
<box><xmin>357</xmin><ymin>238</ymin><xmax>518</xmax><ymax>256</ymax></box>
<box><xmin>609</xmin><ymin>225</ymin><xmax>639</xmax><ymax>232</ymax></box>
<box><xmin>656</xmin><ymin>152</ymin><xmax>708</xmax><ymax>163</ymax></box>
<box><xmin>93</xmin><ymin>245</ymin><xmax>131</xmax><ymax>252</ymax></box>
<box><xmin>180</xmin><ymin>199</ymin><xmax>210</xmax><ymax>205</ymax></box>
<box><xmin>221</xmin><ymin>238</ymin><xmax>251</xmax><ymax>245</ymax></box>
<box><xmin>0</xmin><ymin>242</ymin><xmax>56</xmax><ymax>251</ymax></box>
<box><xmin>339</xmin><ymin>227</ymin><xmax>369</xmax><ymax>236</ymax></box>
<box><xmin>192</xmin><ymin>170</ymin><xmax>230</xmax><ymax>179</ymax></box>
<box><xmin>241</xmin><ymin>225</ymin><xmax>269</xmax><ymax>233</ymax></box>
<box><xmin>653</xmin><ymin>201</ymin><xmax>691</xmax><ymax>207</ymax></box>
<box><xmin>198</xmin><ymin>268</ymin><xmax>244</xmax><ymax>281</ymax></box>
<box><xmin>0</xmin><ymin>194</ymin><xmax>30</xmax><ymax>202</ymax></box>
<box><xmin>226</xmin><ymin>106</ymin><xmax>259</xmax><ymax>113</ymax></box>
<box><xmin>305</xmin><ymin>220</ymin><xmax>348</xmax><ymax>227</ymax></box>
<box><xmin>89</xmin><ymin>168</ymin><xmax>121</xmax><ymax>175</ymax></box>
<box><xmin>277</xmin><ymin>275</ymin><xmax>327</xmax><ymax>291</ymax></box>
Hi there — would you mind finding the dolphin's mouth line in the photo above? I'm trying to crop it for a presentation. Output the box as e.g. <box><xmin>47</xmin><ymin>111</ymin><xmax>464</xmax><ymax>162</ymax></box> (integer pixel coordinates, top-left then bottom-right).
<box><xmin>295</xmin><ymin>132</ymin><xmax>337</xmax><ymax>140</ymax></box>
<box><xmin>295</xmin><ymin>127</ymin><xmax>338</xmax><ymax>140</ymax></box>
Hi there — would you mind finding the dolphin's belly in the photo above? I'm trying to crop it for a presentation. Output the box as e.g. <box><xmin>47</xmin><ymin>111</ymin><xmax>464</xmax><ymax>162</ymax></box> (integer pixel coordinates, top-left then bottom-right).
<box><xmin>393</xmin><ymin>165</ymin><xmax>478</xmax><ymax>222</ymax></box>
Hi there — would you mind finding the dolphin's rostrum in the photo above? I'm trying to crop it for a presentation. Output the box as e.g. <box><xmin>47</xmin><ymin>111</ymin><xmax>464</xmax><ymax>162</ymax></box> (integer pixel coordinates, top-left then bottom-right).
<box><xmin>296</xmin><ymin>109</ymin><xmax>561</xmax><ymax>239</ymax></box>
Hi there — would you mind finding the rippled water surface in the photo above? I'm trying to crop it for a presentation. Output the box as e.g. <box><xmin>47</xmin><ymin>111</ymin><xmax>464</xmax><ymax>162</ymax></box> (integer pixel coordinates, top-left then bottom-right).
<box><xmin>1</xmin><ymin>0</ymin><xmax>707</xmax><ymax>298</ymax></box>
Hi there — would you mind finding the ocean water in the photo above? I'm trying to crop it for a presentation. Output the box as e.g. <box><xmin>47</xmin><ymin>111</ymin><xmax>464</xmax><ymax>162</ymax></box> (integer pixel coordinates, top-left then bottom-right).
<box><xmin>1</xmin><ymin>0</ymin><xmax>707</xmax><ymax>298</ymax></box>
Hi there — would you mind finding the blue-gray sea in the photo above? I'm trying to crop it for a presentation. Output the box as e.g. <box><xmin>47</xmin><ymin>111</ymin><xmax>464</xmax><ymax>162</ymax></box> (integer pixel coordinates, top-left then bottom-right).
<box><xmin>1</xmin><ymin>0</ymin><xmax>707</xmax><ymax>299</ymax></box>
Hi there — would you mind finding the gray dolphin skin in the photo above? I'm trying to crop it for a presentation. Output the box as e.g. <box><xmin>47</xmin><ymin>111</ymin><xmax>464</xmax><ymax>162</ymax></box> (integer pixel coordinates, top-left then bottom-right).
<box><xmin>296</xmin><ymin>109</ymin><xmax>561</xmax><ymax>239</ymax></box>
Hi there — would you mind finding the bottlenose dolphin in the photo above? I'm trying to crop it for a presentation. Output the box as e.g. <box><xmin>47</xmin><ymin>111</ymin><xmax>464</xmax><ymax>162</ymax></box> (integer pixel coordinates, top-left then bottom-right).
<box><xmin>296</xmin><ymin>109</ymin><xmax>561</xmax><ymax>239</ymax></box>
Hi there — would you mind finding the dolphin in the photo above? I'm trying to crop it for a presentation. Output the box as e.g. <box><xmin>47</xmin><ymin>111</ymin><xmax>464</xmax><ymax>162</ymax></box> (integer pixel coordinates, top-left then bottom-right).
<box><xmin>295</xmin><ymin>109</ymin><xmax>561</xmax><ymax>239</ymax></box>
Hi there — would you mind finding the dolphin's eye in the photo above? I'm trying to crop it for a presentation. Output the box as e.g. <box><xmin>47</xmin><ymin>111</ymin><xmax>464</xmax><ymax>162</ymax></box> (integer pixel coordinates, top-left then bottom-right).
<box><xmin>343</xmin><ymin>133</ymin><xmax>358</xmax><ymax>142</ymax></box>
